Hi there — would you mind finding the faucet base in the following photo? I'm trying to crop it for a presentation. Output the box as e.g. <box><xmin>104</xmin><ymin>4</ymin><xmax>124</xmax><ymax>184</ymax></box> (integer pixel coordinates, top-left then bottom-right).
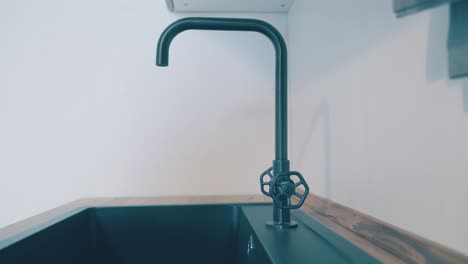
<box><xmin>268</xmin><ymin>203</ymin><xmax>298</xmax><ymax>228</ymax></box>
<box><xmin>266</xmin><ymin>221</ymin><xmax>298</xmax><ymax>229</ymax></box>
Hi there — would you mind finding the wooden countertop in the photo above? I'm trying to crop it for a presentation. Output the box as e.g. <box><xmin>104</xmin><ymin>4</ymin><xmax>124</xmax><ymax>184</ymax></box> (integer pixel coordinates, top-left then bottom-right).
<box><xmin>1</xmin><ymin>194</ymin><xmax>466</xmax><ymax>263</ymax></box>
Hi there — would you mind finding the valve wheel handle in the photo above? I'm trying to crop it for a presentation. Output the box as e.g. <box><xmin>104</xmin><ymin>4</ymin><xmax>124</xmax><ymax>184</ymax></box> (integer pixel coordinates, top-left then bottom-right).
<box><xmin>270</xmin><ymin>171</ymin><xmax>309</xmax><ymax>209</ymax></box>
<box><xmin>259</xmin><ymin>167</ymin><xmax>274</xmax><ymax>197</ymax></box>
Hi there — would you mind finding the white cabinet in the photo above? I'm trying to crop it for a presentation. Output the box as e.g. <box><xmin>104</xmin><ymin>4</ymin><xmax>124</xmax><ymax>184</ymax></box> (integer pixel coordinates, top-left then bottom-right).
<box><xmin>165</xmin><ymin>0</ymin><xmax>294</xmax><ymax>13</ymax></box>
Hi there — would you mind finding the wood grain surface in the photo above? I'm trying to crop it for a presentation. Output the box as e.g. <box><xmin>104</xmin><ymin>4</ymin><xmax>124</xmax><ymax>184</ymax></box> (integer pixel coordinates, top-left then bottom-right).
<box><xmin>295</xmin><ymin>193</ymin><xmax>468</xmax><ymax>264</ymax></box>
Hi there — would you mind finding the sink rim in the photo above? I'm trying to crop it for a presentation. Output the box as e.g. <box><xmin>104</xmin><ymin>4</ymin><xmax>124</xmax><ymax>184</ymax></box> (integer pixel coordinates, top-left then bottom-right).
<box><xmin>0</xmin><ymin>202</ymin><xmax>271</xmax><ymax>251</ymax></box>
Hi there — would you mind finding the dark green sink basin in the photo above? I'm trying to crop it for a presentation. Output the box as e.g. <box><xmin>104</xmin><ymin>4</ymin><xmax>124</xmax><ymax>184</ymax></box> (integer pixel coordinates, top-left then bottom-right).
<box><xmin>0</xmin><ymin>204</ymin><xmax>379</xmax><ymax>264</ymax></box>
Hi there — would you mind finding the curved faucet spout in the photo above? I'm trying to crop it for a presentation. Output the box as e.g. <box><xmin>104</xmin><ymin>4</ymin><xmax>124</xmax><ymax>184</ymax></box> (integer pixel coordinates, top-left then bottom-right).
<box><xmin>155</xmin><ymin>17</ymin><xmax>309</xmax><ymax>228</ymax></box>
<box><xmin>156</xmin><ymin>17</ymin><xmax>288</xmax><ymax>161</ymax></box>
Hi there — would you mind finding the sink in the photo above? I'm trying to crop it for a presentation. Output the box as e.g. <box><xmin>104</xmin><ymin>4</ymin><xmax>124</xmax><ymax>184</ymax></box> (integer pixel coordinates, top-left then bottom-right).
<box><xmin>0</xmin><ymin>204</ymin><xmax>379</xmax><ymax>264</ymax></box>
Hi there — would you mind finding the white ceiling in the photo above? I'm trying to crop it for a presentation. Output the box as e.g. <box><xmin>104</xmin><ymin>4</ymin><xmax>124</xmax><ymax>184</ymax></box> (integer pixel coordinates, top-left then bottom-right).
<box><xmin>166</xmin><ymin>0</ymin><xmax>295</xmax><ymax>13</ymax></box>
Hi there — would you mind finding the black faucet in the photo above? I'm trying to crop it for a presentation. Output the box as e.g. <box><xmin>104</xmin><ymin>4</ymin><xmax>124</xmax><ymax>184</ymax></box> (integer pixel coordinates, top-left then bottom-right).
<box><xmin>156</xmin><ymin>17</ymin><xmax>309</xmax><ymax>228</ymax></box>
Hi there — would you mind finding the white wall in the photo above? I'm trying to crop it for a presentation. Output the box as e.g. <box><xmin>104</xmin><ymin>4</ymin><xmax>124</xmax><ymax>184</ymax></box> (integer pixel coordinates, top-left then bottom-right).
<box><xmin>288</xmin><ymin>0</ymin><xmax>468</xmax><ymax>254</ymax></box>
<box><xmin>0</xmin><ymin>0</ymin><xmax>287</xmax><ymax>228</ymax></box>
<box><xmin>2</xmin><ymin>0</ymin><xmax>467</xmax><ymax>255</ymax></box>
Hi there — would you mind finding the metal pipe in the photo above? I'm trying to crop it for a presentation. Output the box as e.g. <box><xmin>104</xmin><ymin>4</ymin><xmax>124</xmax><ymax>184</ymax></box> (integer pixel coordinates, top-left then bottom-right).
<box><xmin>156</xmin><ymin>17</ymin><xmax>292</xmax><ymax>226</ymax></box>
<box><xmin>156</xmin><ymin>17</ymin><xmax>288</xmax><ymax>161</ymax></box>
